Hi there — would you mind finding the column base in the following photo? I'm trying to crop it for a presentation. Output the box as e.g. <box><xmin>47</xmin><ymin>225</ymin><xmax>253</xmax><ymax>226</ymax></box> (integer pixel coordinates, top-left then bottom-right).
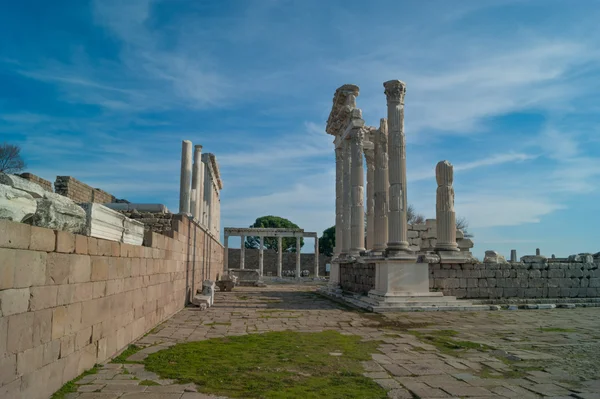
<box><xmin>437</xmin><ymin>251</ymin><xmax>479</xmax><ymax>264</ymax></box>
<box><xmin>435</xmin><ymin>243</ymin><xmax>460</xmax><ymax>252</ymax></box>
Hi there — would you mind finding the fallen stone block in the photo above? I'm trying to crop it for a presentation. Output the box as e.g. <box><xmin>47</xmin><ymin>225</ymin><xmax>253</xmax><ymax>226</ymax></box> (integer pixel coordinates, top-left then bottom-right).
<box><xmin>228</xmin><ymin>269</ymin><xmax>264</xmax><ymax>286</ymax></box>
<box><xmin>103</xmin><ymin>203</ymin><xmax>169</xmax><ymax>213</ymax></box>
<box><xmin>215</xmin><ymin>280</ymin><xmax>235</xmax><ymax>292</ymax></box>
<box><xmin>537</xmin><ymin>304</ymin><xmax>556</xmax><ymax>310</ymax></box>
<box><xmin>484</xmin><ymin>250</ymin><xmax>508</xmax><ymax>264</ymax></box>
<box><xmin>122</xmin><ymin>217</ymin><xmax>144</xmax><ymax>245</ymax></box>
<box><xmin>80</xmin><ymin>203</ymin><xmax>125</xmax><ymax>241</ymax></box>
<box><xmin>0</xmin><ymin>172</ymin><xmax>46</xmax><ymax>198</ymax></box>
<box><xmin>191</xmin><ymin>294</ymin><xmax>212</xmax><ymax>309</ymax></box>
<box><xmin>557</xmin><ymin>303</ymin><xmax>576</xmax><ymax>309</ymax></box>
<box><xmin>202</xmin><ymin>280</ymin><xmax>215</xmax><ymax>306</ymax></box>
<box><xmin>31</xmin><ymin>192</ymin><xmax>86</xmax><ymax>233</ymax></box>
<box><xmin>0</xmin><ymin>184</ymin><xmax>37</xmax><ymax>222</ymax></box>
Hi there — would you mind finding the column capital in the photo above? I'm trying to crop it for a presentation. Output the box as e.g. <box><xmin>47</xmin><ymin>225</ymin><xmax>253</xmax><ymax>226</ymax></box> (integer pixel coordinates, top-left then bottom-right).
<box><xmin>383</xmin><ymin>80</ymin><xmax>407</xmax><ymax>104</ymax></box>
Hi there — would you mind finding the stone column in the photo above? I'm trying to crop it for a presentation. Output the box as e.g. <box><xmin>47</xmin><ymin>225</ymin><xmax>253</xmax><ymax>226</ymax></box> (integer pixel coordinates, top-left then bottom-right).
<box><xmin>350</xmin><ymin>128</ymin><xmax>366</xmax><ymax>256</ymax></box>
<box><xmin>384</xmin><ymin>80</ymin><xmax>409</xmax><ymax>254</ymax></box>
<box><xmin>314</xmin><ymin>235</ymin><xmax>319</xmax><ymax>277</ymax></box>
<box><xmin>334</xmin><ymin>146</ymin><xmax>344</xmax><ymax>257</ymax></box>
<box><xmin>223</xmin><ymin>234</ymin><xmax>229</xmax><ymax>271</ymax></box>
<box><xmin>373</xmin><ymin>119</ymin><xmax>389</xmax><ymax>252</ymax></box>
<box><xmin>198</xmin><ymin>159</ymin><xmax>205</xmax><ymax>223</ymax></box>
<box><xmin>342</xmin><ymin>141</ymin><xmax>352</xmax><ymax>256</ymax></box>
<box><xmin>296</xmin><ymin>236</ymin><xmax>301</xmax><ymax>278</ymax></box>
<box><xmin>240</xmin><ymin>235</ymin><xmax>245</xmax><ymax>269</ymax></box>
<box><xmin>510</xmin><ymin>249</ymin><xmax>517</xmax><ymax>263</ymax></box>
<box><xmin>435</xmin><ymin>161</ymin><xmax>459</xmax><ymax>251</ymax></box>
<box><xmin>277</xmin><ymin>236</ymin><xmax>283</xmax><ymax>277</ymax></box>
<box><xmin>203</xmin><ymin>162</ymin><xmax>212</xmax><ymax>227</ymax></box>
<box><xmin>259</xmin><ymin>236</ymin><xmax>264</xmax><ymax>277</ymax></box>
<box><xmin>365</xmin><ymin>146</ymin><xmax>375</xmax><ymax>251</ymax></box>
<box><xmin>191</xmin><ymin>145</ymin><xmax>203</xmax><ymax>219</ymax></box>
<box><xmin>536</xmin><ymin>248</ymin><xmax>541</xmax><ymax>256</ymax></box>
<box><xmin>179</xmin><ymin>140</ymin><xmax>192</xmax><ymax>214</ymax></box>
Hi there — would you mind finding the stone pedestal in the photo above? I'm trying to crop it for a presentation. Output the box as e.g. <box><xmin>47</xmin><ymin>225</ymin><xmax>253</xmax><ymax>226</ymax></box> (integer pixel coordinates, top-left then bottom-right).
<box><xmin>369</xmin><ymin>260</ymin><xmax>432</xmax><ymax>298</ymax></box>
<box><xmin>329</xmin><ymin>262</ymin><xmax>340</xmax><ymax>287</ymax></box>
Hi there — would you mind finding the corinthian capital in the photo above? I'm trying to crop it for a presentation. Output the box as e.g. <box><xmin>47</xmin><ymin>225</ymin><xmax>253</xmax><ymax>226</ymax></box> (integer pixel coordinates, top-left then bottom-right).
<box><xmin>383</xmin><ymin>80</ymin><xmax>407</xmax><ymax>104</ymax></box>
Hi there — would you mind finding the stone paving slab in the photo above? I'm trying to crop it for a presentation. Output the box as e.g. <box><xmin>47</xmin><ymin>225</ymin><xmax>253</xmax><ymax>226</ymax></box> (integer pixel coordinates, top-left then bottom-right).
<box><xmin>64</xmin><ymin>284</ymin><xmax>600</xmax><ymax>398</ymax></box>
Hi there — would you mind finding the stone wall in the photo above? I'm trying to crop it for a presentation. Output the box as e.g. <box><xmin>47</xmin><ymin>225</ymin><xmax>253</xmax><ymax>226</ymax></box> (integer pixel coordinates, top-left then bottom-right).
<box><xmin>429</xmin><ymin>259</ymin><xmax>600</xmax><ymax>299</ymax></box>
<box><xmin>339</xmin><ymin>262</ymin><xmax>375</xmax><ymax>295</ymax></box>
<box><xmin>0</xmin><ymin>216</ymin><xmax>223</xmax><ymax>399</ymax></box>
<box><xmin>227</xmin><ymin>248</ymin><xmax>330</xmax><ymax>276</ymax></box>
<box><xmin>408</xmin><ymin>220</ymin><xmax>473</xmax><ymax>252</ymax></box>
<box><xmin>120</xmin><ymin>211</ymin><xmax>175</xmax><ymax>235</ymax></box>
<box><xmin>54</xmin><ymin>176</ymin><xmax>125</xmax><ymax>204</ymax></box>
<box><xmin>17</xmin><ymin>173</ymin><xmax>53</xmax><ymax>192</ymax></box>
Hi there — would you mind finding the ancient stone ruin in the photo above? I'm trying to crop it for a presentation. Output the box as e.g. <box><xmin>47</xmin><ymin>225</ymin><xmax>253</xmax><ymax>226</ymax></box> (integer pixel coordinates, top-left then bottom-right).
<box><xmin>321</xmin><ymin>80</ymin><xmax>600</xmax><ymax>310</ymax></box>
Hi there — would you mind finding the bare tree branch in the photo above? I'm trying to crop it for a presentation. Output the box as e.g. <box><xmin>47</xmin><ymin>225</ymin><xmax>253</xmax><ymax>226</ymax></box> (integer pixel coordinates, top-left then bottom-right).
<box><xmin>0</xmin><ymin>142</ymin><xmax>26</xmax><ymax>174</ymax></box>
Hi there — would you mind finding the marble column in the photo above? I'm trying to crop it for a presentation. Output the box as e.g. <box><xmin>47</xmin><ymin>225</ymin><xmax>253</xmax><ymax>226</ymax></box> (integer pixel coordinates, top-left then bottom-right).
<box><xmin>334</xmin><ymin>146</ymin><xmax>344</xmax><ymax>257</ymax></box>
<box><xmin>203</xmin><ymin>162</ymin><xmax>212</xmax><ymax>227</ymax></box>
<box><xmin>365</xmin><ymin>145</ymin><xmax>375</xmax><ymax>251</ymax></box>
<box><xmin>510</xmin><ymin>249</ymin><xmax>517</xmax><ymax>263</ymax></box>
<box><xmin>314</xmin><ymin>235</ymin><xmax>319</xmax><ymax>277</ymax></box>
<box><xmin>384</xmin><ymin>80</ymin><xmax>410</xmax><ymax>254</ymax></box>
<box><xmin>191</xmin><ymin>145</ymin><xmax>203</xmax><ymax>220</ymax></box>
<box><xmin>198</xmin><ymin>158</ymin><xmax>205</xmax><ymax>223</ymax></box>
<box><xmin>435</xmin><ymin>161</ymin><xmax>459</xmax><ymax>251</ymax></box>
<box><xmin>373</xmin><ymin>119</ymin><xmax>389</xmax><ymax>252</ymax></box>
<box><xmin>342</xmin><ymin>140</ymin><xmax>352</xmax><ymax>255</ymax></box>
<box><xmin>350</xmin><ymin>128</ymin><xmax>365</xmax><ymax>256</ymax></box>
<box><xmin>223</xmin><ymin>234</ymin><xmax>229</xmax><ymax>271</ymax></box>
<box><xmin>277</xmin><ymin>236</ymin><xmax>283</xmax><ymax>277</ymax></box>
<box><xmin>296</xmin><ymin>236</ymin><xmax>301</xmax><ymax>277</ymax></box>
<box><xmin>240</xmin><ymin>235</ymin><xmax>245</xmax><ymax>269</ymax></box>
<box><xmin>259</xmin><ymin>236</ymin><xmax>264</xmax><ymax>277</ymax></box>
<box><xmin>179</xmin><ymin>140</ymin><xmax>192</xmax><ymax>214</ymax></box>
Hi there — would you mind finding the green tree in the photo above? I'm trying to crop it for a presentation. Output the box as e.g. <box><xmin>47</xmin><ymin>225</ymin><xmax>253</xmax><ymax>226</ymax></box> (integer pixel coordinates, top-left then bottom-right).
<box><xmin>245</xmin><ymin>216</ymin><xmax>303</xmax><ymax>252</ymax></box>
<box><xmin>319</xmin><ymin>226</ymin><xmax>335</xmax><ymax>257</ymax></box>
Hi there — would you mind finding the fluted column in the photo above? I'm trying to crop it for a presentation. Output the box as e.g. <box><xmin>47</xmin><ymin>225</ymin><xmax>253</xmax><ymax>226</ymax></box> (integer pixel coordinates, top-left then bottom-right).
<box><xmin>296</xmin><ymin>236</ymin><xmax>301</xmax><ymax>277</ymax></box>
<box><xmin>179</xmin><ymin>140</ymin><xmax>192</xmax><ymax>214</ymax></box>
<box><xmin>350</xmin><ymin>129</ymin><xmax>365</xmax><ymax>256</ymax></box>
<box><xmin>277</xmin><ymin>236</ymin><xmax>283</xmax><ymax>277</ymax></box>
<box><xmin>259</xmin><ymin>236</ymin><xmax>264</xmax><ymax>276</ymax></box>
<box><xmin>374</xmin><ymin>119</ymin><xmax>389</xmax><ymax>252</ymax></box>
<box><xmin>240</xmin><ymin>235</ymin><xmax>245</xmax><ymax>269</ymax></box>
<box><xmin>435</xmin><ymin>161</ymin><xmax>459</xmax><ymax>251</ymax></box>
<box><xmin>384</xmin><ymin>80</ymin><xmax>410</xmax><ymax>254</ymax></box>
<box><xmin>223</xmin><ymin>234</ymin><xmax>229</xmax><ymax>271</ymax></box>
<box><xmin>365</xmin><ymin>146</ymin><xmax>375</xmax><ymax>251</ymax></box>
<box><xmin>334</xmin><ymin>146</ymin><xmax>344</xmax><ymax>258</ymax></box>
<box><xmin>341</xmin><ymin>140</ymin><xmax>352</xmax><ymax>255</ymax></box>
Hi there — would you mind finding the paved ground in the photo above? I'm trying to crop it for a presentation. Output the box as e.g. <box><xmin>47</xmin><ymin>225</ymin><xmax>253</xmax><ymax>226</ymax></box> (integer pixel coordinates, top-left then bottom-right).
<box><xmin>67</xmin><ymin>284</ymin><xmax>600</xmax><ymax>398</ymax></box>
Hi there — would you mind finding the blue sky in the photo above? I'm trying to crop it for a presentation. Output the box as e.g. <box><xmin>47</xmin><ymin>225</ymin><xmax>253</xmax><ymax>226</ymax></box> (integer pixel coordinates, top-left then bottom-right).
<box><xmin>1</xmin><ymin>0</ymin><xmax>600</xmax><ymax>259</ymax></box>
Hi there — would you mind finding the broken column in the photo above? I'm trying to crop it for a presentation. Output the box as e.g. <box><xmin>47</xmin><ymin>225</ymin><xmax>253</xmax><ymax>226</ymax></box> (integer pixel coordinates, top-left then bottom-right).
<box><xmin>384</xmin><ymin>80</ymin><xmax>410</xmax><ymax>255</ymax></box>
<box><xmin>373</xmin><ymin>119</ymin><xmax>389</xmax><ymax>253</ymax></box>
<box><xmin>350</xmin><ymin>128</ymin><xmax>366</xmax><ymax>256</ymax></box>
<box><xmin>179</xmin><ymin>140</ymin><xmax>192</xmax><ymax>214</ymax></box>
<box><xmin>510</xmin><ymin>249</ymin><xmax>517</xmax><ymax>263</ymax></box>
<box><xmin>191</xmin><ymin>145</ymin><xmax>203</xmax><ymax>220</ymax></box>
<box><xmin>435</xmin><ymin>161</ymin><xmax>459</xmax><ymax>252</ymax></box>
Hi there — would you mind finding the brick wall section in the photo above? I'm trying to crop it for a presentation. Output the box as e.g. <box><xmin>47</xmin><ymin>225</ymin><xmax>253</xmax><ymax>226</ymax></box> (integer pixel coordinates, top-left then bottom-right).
<box><xmin>121</xmin><ymin>211</ymin><xmax>174</xmax><ymax>235</ymax></box>
<box><xmin>227</xmin><ymin>248</ymin><xmax>330</xmax><ymax>276</ymax></box>
<box><xmin>17</xmin><ymin>173</ymin><xmax>53</xmax><ymax>192</ymax></box>
<box><xmin>339</xmin><ymin>262</ymin><xmax>376</xmax><ymax>294</ymax></box>
<box><xmin>429</xmin><ymin>260</ymin><xmax>600</xmax><ymax>299</ymax></box>
<box><xmin>0</xmin><ymin>216</ymin><xmax>223</xmax><ymax>399</ymax></box>
<box><xmin>54</xmin><ymin>176</ymin><xmax>121</xmax><ymax>204</ymax></box>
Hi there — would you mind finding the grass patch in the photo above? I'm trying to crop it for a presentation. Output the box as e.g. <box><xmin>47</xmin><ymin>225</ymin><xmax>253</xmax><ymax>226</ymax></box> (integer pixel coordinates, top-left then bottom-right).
<box><xmin>51</xmin><ymin>365</ymin><xmax>100</xmax><ymax>399</ymax></box>
<box><xmin>409</xmin><ymin>331</ymin><xmax>494</xmax><ymax>356</ymax></box>
<box><xmin>539</xmin><ymin>327</ymin><xmax>577</xmax><ymax>333</ymax></box>
<box><xmin>237</xmin><ymin>295</ymin><xmax>250</xmax><ymax>300</ymax></box>
<box><xmin>139</xmin><ymin>380</ymin><xmax>161</xmax><ymax>386</ymax></box>
<box><xmin>205</xmin><ymin>322</ymin><xmax>231</xmax><ymax>327</ymax></box>
<box><xmin>111</xmin><ymin>345</ymin><xmax>143</xmax><ymax>364</ymax></box>
<box><xmin>144</xmin><ymin>330</ymin><xmax>386</xmax><ymax>399</ymax></box>
<box><xmin>259</xmin><ymin>315</ymin><xmax>301</xmax><ymax>319</ymax></box>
